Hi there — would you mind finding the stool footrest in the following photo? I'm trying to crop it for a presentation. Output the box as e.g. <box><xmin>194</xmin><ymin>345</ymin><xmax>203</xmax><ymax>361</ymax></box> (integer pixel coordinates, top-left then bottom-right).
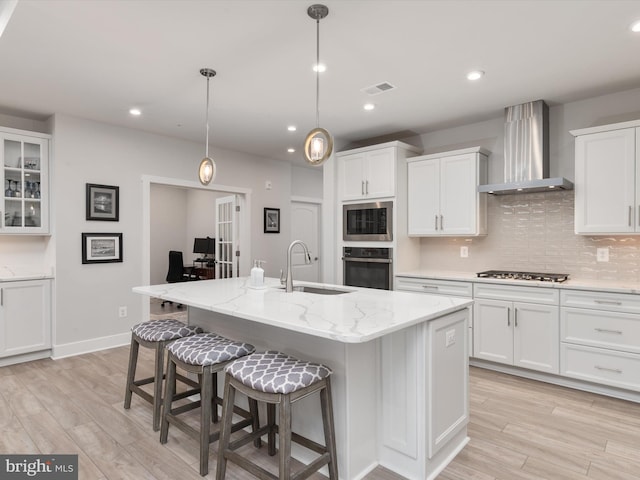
<box><xmin>291</xmin><ymin>431</ymin><xmax>327</xmax><ymax>456</ymax></box>
<box><xmin>224</xmin><ymin>450</ymin><xmax>278</xmax><ymax>480</ymax></box>
<box><xmin>170</xmin><ymin>400</ymin><xmax>201</xmax><ymax>416</ymax></box>
<box><xmin>228</xmin><ymin>425</ymin><xmax>271</xmax><ymax>451</ymax></box>
<box><xmin>129</xmin><ymin>385</ymin><xmax>154</xmax><ymax>404</ymax></box>
<box><xmin>172</xmin><ymin>388</ymin><xmax>201</xmax><ymax>402</ymax></box>
<box><xmin>292</xmin><ymin>453</ymin><xmax>331</xmax><ymax>480</ymax></box>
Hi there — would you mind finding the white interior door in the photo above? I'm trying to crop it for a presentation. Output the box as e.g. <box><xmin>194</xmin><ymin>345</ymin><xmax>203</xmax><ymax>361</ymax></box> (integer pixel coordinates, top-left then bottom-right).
<box><xmin>216</xmin><ymin>195</ymin><xmax>239</xmax><ymax>278</ymax></box>
<box><xmin>291</xmin><ymin>201</ymin><xmax>320</xmax><ymax>282</ymax></box>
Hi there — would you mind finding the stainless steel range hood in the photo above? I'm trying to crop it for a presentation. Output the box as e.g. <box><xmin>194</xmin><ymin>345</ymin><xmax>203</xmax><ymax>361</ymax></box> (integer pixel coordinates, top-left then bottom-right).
<box><xmin>478</xmin><ymin>100</ymin><xmax>573</xmax><ymax>195</ymax></box>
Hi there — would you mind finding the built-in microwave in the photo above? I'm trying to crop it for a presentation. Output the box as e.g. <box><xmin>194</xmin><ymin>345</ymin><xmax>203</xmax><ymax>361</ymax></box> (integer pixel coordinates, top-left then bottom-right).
<box><xmin>343</xmin><ymin>201</ymin><xmax>393</xmax><ymax>242</ymax></box>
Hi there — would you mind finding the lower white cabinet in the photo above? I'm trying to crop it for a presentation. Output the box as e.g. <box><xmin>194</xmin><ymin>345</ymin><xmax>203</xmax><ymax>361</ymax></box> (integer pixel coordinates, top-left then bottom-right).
<box><xmin>395</xmin><ymin>276</ymin><xmax>473</xmax><ymax>357</ymax></box>
<box><xmin>473</xmin><ymin>284</ymin><xmax>559</xmax><ymax>374</ymax></box>
<box><xmin>0</xmin><ymin>279</ymin><xmax>51</xmax><ymax>359</ymax></box>
<box><xmin>560</xmin><ymin>289</ymin><xmax>640</xmax><ymax>391</ymax></box>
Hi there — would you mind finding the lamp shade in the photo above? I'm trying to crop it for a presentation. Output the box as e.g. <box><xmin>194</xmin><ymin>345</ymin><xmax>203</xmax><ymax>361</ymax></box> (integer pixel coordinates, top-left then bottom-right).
<box><xmin>198</xmin><ymin>157</ymin><xmax>215</xmax><ymax>185</ymax></box>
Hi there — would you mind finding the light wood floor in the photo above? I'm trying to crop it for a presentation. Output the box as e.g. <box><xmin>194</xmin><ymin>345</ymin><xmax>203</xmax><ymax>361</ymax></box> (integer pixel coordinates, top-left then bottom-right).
<box><xmin>1</xmin><ymin>346</ymin><xmax>640</xmax><ymax>480</ymax></box>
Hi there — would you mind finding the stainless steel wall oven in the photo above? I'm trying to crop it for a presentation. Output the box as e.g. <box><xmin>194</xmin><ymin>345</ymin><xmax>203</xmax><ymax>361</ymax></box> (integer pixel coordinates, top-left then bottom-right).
<box><xmin>343</xmin><ymin>201</ymin><xmax>393</xmax><ymax>242</ymax></box>
<box><xmin>343</xmin><ymin>247</ymin><xmax>393</xmax><ymax>290</ymax></box>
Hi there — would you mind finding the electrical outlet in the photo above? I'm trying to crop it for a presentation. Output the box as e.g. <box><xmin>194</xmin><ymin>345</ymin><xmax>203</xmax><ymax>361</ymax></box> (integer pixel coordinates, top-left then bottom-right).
<box><xmin>265</xmin><ymin>180</ymin><xmax>272</xmax><ymax>190</ymax></box>
<box><xmin>445</xmin><ymin>329</ymin><xmax>456</xmax><ymax>347</ymax></box>
<box><xmin>118</xmin><ymin>306</ymin><xmax>128</xmax><ymax>318</ymax></box>
<box><xmin>596</xmin><ymin>248</ymin><xmax>609</xmax><ymax>262</ymax></box>
<box><xmin>460</xmin><ymin>246</ymin><xmax>469</xmax><ymax>258</ymax></box>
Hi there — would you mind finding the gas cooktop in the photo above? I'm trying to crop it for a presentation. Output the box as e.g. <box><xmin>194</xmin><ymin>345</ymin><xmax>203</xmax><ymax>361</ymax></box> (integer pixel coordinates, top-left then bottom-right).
<box><xmin>477</xmin><ymin>270</ymin><xmax>569</xmax><ymax>283</ymax></box>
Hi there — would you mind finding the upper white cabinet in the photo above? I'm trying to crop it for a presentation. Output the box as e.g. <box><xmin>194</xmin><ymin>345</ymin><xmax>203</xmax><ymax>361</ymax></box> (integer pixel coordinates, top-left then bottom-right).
<box><xmin>407</xmin><ymin>147</ymin><xmax>489</xmax><ymax>236</ymax></box>
<box><xmin>1</xmin><ymin>127</ymin><xmax>50</xmax><ymax>234</ymax></box>
<box><xmin>338</xmin><ymin>142</ymin><xmax>421</xmax><ymax>201</ymax></box>
<box><xmin>571</xmin><ymin>120</ymin><xmax>640</xmax><ymax>234</ymax></box>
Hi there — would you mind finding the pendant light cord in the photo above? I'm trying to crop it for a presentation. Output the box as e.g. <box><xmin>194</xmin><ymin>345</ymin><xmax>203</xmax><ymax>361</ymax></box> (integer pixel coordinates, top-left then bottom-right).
<box><xmin>205</xmin><ymin>75</ymin><xmax>210</xmax><ymax>158</ymax></box>
<box><xmin>315</xmin><ymin>17</ymin><xmax>320</xmax><ymax>128</ymax></box>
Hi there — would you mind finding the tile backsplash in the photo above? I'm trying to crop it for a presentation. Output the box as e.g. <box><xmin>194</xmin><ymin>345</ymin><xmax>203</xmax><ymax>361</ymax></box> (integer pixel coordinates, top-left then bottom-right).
<box><xmin>419</xmin><ymin>190</ymin><xmax>640</xmax><ymax>282</ymax></box>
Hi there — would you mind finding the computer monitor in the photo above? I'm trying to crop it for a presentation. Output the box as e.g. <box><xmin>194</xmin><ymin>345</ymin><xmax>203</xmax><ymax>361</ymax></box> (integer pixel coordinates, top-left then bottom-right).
<box><xmin>193</xmin><ymin>237</ymin><xmax>215</xmax><ymax>256</ymax></box>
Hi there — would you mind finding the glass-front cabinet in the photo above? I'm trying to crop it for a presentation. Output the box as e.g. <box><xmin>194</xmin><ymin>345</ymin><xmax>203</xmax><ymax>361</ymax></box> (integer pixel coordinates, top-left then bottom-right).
<box><xmin>1</xmin><ymin>129</ymin><xmax>50</xmax><ymax>234</ymax></box>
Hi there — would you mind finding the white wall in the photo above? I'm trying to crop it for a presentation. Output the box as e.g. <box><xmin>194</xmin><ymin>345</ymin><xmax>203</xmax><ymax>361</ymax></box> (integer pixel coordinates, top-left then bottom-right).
<box><xmin>50</xmin><ymin>113</ymin><xmax>316</xmax><ymax>352</ymax></box>
<box><xmin>291</xmin><ymin>165</ymin><xmax>323</xmax><ymax>199</ymax></box>
<box><xmin>150</xmin><ymin>185</ymin><xmax>187</xmax><ymax>285</ymax></box>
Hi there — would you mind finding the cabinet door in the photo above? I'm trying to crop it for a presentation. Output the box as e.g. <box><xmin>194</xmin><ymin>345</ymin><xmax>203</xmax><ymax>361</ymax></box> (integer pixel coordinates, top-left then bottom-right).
<box><xmin>513</xmin><ymin>302</ymin><xmax>559</xmax><ymax>374</ymax></box>
<box><xmin>365</xmin><ymin>147</ymin><xmax>396</xmax><ymax>198</ymax></box>
<box><xmin>340</xmin><ymin>153</ymin><xmax>366</xmax><ymax>201</ymax></box>
<box><xmin>440</xmin><ymin>153</ymin><xmax>477</xmax><ymax>235</ymax></box>
<box><xmin>0</xmin><ymin>280</ymin><xmax>51</xmax><ymax>358</ymax></box>
<box><xmin>473</xmin><ymin>299</ymin><xmax>513</xmax><ymax>365</ymax></box>
<box><xmin>1</xmin><ymin>133</ymin><xmax>49</xmax><ymax>234</ymax></box>
<box><xmin>407</xmin><ymin>159</ymin><xmax>440</xmax><ymax>235</ymax></box>
<box><xmin>575</xmin><ymin>128</ymin><xmax>636</xmax><ymax>234</ymax></box>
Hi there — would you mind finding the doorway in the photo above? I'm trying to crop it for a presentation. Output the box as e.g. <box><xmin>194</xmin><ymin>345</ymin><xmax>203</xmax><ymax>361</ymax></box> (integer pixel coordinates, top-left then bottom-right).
<box><xmin>290</xmin><ymin>199</ymin><xmax>321</xmax><ymax>282</ymax></box>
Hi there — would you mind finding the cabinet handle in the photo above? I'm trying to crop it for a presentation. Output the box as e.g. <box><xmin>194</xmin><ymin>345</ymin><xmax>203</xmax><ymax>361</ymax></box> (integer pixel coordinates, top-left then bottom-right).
<box><xmin>0</xmin><ymin>288</ymin><xmax>2</xmax><ymax>306</ymax></box>
<box><xmin>514</xmin><ymin>308</ymin><xmax>518</xmax><ymax>327</ymax></box>
<box><xmin>422</xmin><ymin>285</ymin><xmax>439</xmax><ymax>290</ymax></box>
<box><xmin>366</xmin><ymin>180</ymin><xmax>369</xmax><ymax>195</ymax></box>
<box><xmin>629</xmin><ymin>206</ymin><xmax>633</xmax><ymax>227</ymax></box>
<box><xmin>594</xmin><ymin>299</ymin><xmax>623</xmax><ymax>306</ymax></box>
<box><xmin>507</xmin><ymin>307</ymin><xmax>511</xmax><ymax>327</ymax></box>
<box><xmin>434</xmin><ymin>215</ymin><xmax>438</xmax><ymax>230</ymax></box>
<box><xmin>361</xmin><ymin>181</ymin><xmax>365</xmax><ymax>195</ymax></box>
<box><xmin>440</xmin><ymin>214</ymin><xmax>444</xmax><ymax>230</ymax></box>
<box><xmin>595</xmin><ymin>365</ymin><xmax>622</xmax><ymax>374</ymax></box>
<box><xmin>594</xmin><ymin>328</ymin><xmax>623</xmax><ymax>335</ymax></box>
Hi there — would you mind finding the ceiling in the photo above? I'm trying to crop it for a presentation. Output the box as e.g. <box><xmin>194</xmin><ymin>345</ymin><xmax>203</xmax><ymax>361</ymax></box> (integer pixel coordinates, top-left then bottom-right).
<box><xmin>1</xmin><ymin>0</ymin><xmax>640</xmax><ymax>166</ymax></box>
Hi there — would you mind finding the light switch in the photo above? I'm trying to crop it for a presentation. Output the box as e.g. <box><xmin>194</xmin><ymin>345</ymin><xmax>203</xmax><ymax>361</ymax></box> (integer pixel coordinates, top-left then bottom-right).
<box><xmin>460</xmin><ymin>246</ymin><xmax>469</xmax><ymax>258</ymax></box>
<box><xmin>445</xmin><ymin>329</ymin><xmax>456</xmax><ymax>347</ymax></box>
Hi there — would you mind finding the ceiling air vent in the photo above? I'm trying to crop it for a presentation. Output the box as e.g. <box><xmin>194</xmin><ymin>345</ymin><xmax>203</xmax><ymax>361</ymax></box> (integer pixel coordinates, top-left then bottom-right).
<box><xmin>361</xmin><ymin>82</ymin><xmax>396</xmax><ymax>96</ymax></box>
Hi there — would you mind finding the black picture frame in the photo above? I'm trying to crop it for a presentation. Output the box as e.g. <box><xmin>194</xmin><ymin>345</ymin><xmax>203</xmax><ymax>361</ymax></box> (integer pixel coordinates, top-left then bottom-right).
<box><xmin>82</xmin><ymin>233</ymin><xmax>123</xmax><ymax>264</ymax></box>
<box><xmin>264</xmin><ymin>207</ymin><xmax>280</xmax><ymax>233</ymax></box>
<box><xmin>86</xmin><ymin>183</ymin><xmax>119</xmax><ymax>221</ymax></box>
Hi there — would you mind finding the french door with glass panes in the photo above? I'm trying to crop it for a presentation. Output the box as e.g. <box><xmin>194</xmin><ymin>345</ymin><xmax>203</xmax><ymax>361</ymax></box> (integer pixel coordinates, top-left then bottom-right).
<box><xmin>215</xmin><ymin>195</ymin><xmax>239</xmax><ymax>278</ymax></box>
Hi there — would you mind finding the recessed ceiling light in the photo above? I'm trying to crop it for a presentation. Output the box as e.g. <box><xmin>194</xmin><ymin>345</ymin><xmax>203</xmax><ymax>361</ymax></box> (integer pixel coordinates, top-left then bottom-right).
<box><xmin>363</xmin><ymin>103</ymin><xmax>375</xmax><ymax>111</ymax></box>
<box><xmin>287</xmin><ymin>148</ymin><xmax>295</xmax><ymax>153</ymax></box>
<box><xmin>129</xmin><ymin>108</ymin><xmax>141</xmax><ymax>116</ymax></box>
<box><xmin>466</xmin><ymin>70</ymin><xmax>484</xmax><ymax>81</ymax></box>
<box><xmin>287</xmin><ymin>125</ymin><xmax>297</xmax><ymax>132</ymax></box>
<box><xmin>313</xmin><ymin>63</ymin><xmax>326</xmax><ymax>73</ymax></box>
<box><xmin>631</xmin><ymin>20</ymin><xmax>640</xmax><ymax>32</ymax></box>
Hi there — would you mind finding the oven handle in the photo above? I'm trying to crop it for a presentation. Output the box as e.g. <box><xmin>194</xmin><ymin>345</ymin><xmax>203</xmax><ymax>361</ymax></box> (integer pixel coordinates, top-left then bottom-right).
<box><xmin>342</xmin><ymin>257</ymin><xmax>392</xmax><ymax>263</ymax></box>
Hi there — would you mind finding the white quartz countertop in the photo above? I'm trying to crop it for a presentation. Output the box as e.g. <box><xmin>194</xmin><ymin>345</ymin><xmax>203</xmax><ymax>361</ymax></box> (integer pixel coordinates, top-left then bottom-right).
<box><xmin>396</xmin><ymin>270</ymin><xmax>640</xmax><ymax>295</ymax></box>
<box><xmin>0</xmin><ymin>266</ymin><xmax>54</xmax><ymax>281</ymax></box>
<box><xmin>133</xmin><ymin>277</ymin><xmax>472</xmax><ymax>343</ymax></box>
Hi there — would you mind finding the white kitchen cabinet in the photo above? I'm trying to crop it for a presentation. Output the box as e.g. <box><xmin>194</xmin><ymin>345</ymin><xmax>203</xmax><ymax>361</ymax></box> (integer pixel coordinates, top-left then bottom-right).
<box><xmin>473</xmin><ymin>283</ymin><xmax>559</xmax><ymax>374</ymax></box>
<box><xmin>338</xmin><ymin>142</ymin><xmax>421</xmax><ymax>201</ymax></box>
<box><xmin>395</xmin><ymin>275</ymin><xmax>474</xmax><ymax>357</ymax></box>
<box><xmin>560</xmin><ymin>288</ymin><xmax>640</xmax><ymax>391</ymax></box>
<box><xmin>571</xmin><ymin>120</ymin><xmax>640</xmax><ymax>234</ymax></box>
<box><xmin>1</xmin><ymin>127</ymin><xmax>50</xmax><ymax>234</ymax></box>
<box><xmin>407</xmin><ymin>147</ymin><xmax>488</xmax><ymax>236</ymax></box>
<box><xmin>0</xmin><ymin>279</ymin><xmax>52</xmax><ymax>360</ymax></box>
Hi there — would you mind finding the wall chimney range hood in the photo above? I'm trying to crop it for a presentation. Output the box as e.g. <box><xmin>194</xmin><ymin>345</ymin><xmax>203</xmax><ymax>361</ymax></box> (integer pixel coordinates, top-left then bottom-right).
<box><xmin>478</xmin><ymin>100</ymin><xmax>573</xmax><ymax>195</ymax></box>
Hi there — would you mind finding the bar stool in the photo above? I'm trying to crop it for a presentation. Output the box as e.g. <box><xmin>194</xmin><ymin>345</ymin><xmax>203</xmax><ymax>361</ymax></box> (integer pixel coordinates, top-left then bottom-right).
<box><xmin>160</xmin><ymin>332</ymin><xmax>259</xmax><ymax>476</ymax></box>
<box><xmin>124</xmin><ymin>319</ymin><xmax>203</xmax><ymax>431</ymax></box>
<box><xmin>216</xmin><ymin>351</ymin><xmax>338</xmax><ymax>480</ymax></box>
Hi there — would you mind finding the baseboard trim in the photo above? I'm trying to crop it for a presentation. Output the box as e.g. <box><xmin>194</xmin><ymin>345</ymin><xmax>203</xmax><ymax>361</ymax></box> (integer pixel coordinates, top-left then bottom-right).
<box><xmin>470</xmin><ymin>358</ymin><xmax>640</xmax><ymax>403</ymax></box>
<box><xmin>52</xmin><ymin>332</ymin><xmax>130</xmax><ymax>360</ymax></box>
<box><xmin>0</xmin><ymin>350</ymin><xmax>51</xmax><ymax>367</ymax></box>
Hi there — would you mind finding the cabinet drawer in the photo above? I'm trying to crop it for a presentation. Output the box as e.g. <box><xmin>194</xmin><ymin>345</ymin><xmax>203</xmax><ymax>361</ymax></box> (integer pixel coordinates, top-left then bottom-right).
<box><xmin>395</xmin><ymin>276</ymin><xmax>472</xmax><ymax>297</ymax></box>
<box><xmin>561</xmin><ymin>307</ymin><xmax>640</xmax><ymax>354</ymax></box>
<box><xmin>474</xmin><ymin>283</ymin><xmax>559</xmax><ymax>305</ymax></box>
<box><xmin>561</xmin><ymin>289</ymin><xmax>640</xmax><ymax>314</ymax></box>
<box><xmin>561</xmin><ymin>343</ymin><xmax>640</xmax><ymax>392</ymax></box>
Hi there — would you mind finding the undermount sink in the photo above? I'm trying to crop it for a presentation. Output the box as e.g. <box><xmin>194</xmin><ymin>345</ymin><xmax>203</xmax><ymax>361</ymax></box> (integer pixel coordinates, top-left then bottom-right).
<box><xmin>276</xmin><ymin>285</ymin><xmax>351</xmax><ymax>295</ymax></box>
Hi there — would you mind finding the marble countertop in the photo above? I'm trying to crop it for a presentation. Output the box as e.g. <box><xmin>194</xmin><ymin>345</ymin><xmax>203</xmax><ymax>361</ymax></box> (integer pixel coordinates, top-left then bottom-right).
<box><xmin>0</xmin><ymin>266</ymin><xmax>54</xmax><ymax>281</ymax></box>
<box><xmin>396</xmin><ymin>270</ymin><xmax>640</xmax><ymax>295</ymax></box>
<box><xmin>133</xmin><ymin>276</ymin><xmax>472</xmax><ymax>343</ymax></box>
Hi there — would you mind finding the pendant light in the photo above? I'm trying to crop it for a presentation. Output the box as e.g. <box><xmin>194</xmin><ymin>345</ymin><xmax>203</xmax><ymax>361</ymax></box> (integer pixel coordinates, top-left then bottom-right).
<box><xmin>303</xmin><ymin>4</ymin><xmax>333</xmax><ymax>166</ymax></box>
<box><xmin>198</xmin><ymin>68</ymin><xmax>217</xmax><ymax>185</ymax></box>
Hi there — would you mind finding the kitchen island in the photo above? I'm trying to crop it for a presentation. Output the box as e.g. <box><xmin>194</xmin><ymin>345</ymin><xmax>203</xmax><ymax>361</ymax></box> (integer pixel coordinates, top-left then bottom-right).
<box><xmin>133</xmin><ymin>277</ymin><xmax>472</xmax><ymax>480</ymax></box>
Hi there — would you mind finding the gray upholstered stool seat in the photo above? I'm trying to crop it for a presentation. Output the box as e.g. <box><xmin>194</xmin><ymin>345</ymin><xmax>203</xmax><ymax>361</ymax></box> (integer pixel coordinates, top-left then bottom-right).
<box><xmin>124</xmin><ymin>319</ymin><xmax>203</xmax><ymax>431</ymax></box>
<box><xmin>160</xmin><ymin>333</ymin><xmax>259</xmax><ymax>477</ymax></box>
<box><xmin>217</xmin><ymin>351</ymin><xmax>338</xmax><ymax>480</ymax></box>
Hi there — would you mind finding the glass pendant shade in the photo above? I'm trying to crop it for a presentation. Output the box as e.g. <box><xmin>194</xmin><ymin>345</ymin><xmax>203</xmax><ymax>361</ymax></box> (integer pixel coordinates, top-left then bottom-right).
<box><xmin>304</xmin><ymin>127</ymin><xmax>333</xmax><ymax>165</ymax></box>
<box><xmin>198</xmin><ymin>157</ymin><xmax>215</xmax><ymax>185</ymax></box>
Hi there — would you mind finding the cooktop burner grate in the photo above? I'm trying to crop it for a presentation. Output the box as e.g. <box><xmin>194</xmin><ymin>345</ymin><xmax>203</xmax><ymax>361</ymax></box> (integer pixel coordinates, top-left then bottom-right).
<box><xmin>477</xmin><ymin>270</ymin><xmax>569</xmax><ymax>283</ymax></box>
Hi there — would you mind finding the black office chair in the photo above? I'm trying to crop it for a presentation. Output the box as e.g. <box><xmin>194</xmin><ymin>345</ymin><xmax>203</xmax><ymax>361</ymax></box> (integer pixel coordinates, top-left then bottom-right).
<box><xmin>161</xmin><ymin>251</ymin><xmax>197</xmax><ymax>308</ymax></box>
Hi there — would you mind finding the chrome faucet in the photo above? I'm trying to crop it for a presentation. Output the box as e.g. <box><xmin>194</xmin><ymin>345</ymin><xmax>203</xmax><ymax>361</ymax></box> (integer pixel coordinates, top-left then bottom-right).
<box><xmin>281</xmin><ymin>240</ymin><xmax>312</xmax><ymax>292</ymax></box>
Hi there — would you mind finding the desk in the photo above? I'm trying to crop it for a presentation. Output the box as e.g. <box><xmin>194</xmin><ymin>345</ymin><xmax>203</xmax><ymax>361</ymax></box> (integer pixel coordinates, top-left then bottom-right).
<box><xmin>193</xmin><ymin>266</ymin><xmax>215</xmax><ymax>280</ymax></box>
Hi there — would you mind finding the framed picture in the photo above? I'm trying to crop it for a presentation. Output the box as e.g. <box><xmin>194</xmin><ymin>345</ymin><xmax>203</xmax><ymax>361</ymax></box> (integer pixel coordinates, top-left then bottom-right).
<box><xmin>82</xmin><ymin>233</ymin><xmax>123</xmax><ymax>264</ymax></box>
<box><xmin>264</xmin><ymin>207</ymin><xmax>280</xmax><ymax>233</ymax></box>
<box><xmin>86</xmin><ymin>183</ymin><xmax>119</xmax><ymax>221</ymax></box>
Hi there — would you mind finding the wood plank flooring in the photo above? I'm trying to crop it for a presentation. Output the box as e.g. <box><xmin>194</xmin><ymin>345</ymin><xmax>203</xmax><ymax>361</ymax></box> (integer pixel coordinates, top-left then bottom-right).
<box><xmin>1</xmin><ymin>346</ymin><xmax>640</xmax><ymax>479</ymax></box>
